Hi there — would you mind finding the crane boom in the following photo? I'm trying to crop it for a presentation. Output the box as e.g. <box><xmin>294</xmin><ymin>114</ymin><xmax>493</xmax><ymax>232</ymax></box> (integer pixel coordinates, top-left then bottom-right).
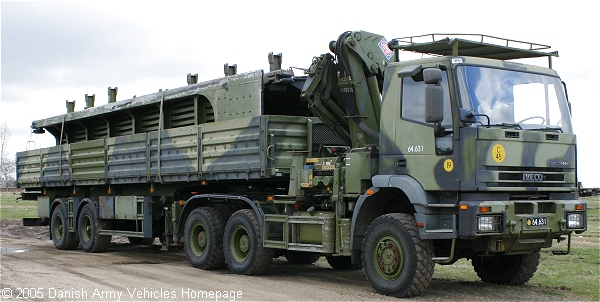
<box><xmin>301</xmin><ymin>31</ymin><xmax>394</xmax><ymax>148</ymax></box>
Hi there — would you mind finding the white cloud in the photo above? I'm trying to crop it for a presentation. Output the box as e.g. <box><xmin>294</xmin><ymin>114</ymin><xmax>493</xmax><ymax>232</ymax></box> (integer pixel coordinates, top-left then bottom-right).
<box><xmin>2</xmin><ymin>0</ymin><xmax>599</xmax><ymax>186</ymax></box>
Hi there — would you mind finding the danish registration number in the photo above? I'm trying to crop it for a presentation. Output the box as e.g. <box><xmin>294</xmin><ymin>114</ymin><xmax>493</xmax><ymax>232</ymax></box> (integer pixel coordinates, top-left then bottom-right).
<box><xmin>527</xmin><ymin>217</ymin><xmax>547</xmax><ymax>226</ymax></box>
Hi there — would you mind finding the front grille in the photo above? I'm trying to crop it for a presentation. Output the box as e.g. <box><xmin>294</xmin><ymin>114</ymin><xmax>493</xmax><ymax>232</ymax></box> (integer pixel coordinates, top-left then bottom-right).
<box><xmin>480</xmin><ymin>165</ymin><xmax>574</xmax><ymax>189</ymax></box>
<box><xmin>538</xmin><ymin>202</ymin><xmax>556</xmax><ymax>214</ymax></box>
<box><xmin>515</xmin><ymin>203</ymin><xmax>533</xmax><ymax>214</ymax></box>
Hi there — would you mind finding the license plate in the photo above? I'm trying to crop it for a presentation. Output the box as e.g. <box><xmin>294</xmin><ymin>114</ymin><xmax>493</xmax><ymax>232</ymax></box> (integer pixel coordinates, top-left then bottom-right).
<box><xmin>527</xmin><ymin>217</ymin><xmax>547</xmax><ymax>226</ymax></box>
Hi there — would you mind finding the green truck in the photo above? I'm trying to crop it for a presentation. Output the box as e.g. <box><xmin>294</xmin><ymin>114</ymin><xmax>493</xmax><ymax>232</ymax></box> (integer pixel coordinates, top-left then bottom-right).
<box><xmin>17</xmin><ymin>31</ymin><xmax>587</xmax><ymax>297</ymax></box>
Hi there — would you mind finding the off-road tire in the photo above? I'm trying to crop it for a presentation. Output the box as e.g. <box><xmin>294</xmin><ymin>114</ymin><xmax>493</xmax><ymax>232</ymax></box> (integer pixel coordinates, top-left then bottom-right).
<box><xmin>50</xmin><ymin>203</ymin><xmax>79</xmax><ymax>250</ymax></box>
<box><xmin>184</xmin><ymin>207</ymin><xmax>226</xmax><ymax>270</ymax></box>
<box><xmin>472</xmin><ymin>251</ymin><xmax>540</xmax><ymax>285</ymax></box>
<box><xmin>326</xmin><ymin>256</ymin><xmax>363</xmax><ymax>270</ymax></box>
<box><xmin>285</xmin><ymin>251</ymin><xmax>321</xmax><ymax>265</ymax></box>
<box><xmin>77</xmin><ymin>204</ymin><xmax>111</xmax><ymax>253</ymax></box>
<box><xmin>224</xmin><ymin>209</ymin><xmax>273</xmax><ymax>275</ymax></box>
<box><xmin>362</xmin><ymin>213</ymin><xmax>434</xmax><ymax>298</ymax></box>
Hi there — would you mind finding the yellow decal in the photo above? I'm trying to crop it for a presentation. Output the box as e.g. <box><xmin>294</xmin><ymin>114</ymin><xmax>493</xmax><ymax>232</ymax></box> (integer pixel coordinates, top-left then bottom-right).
<box><xmin>443</xmin><ymin>159</ymin><xmax>454</xmax><ymax>172</ymax></box>
<box><xmin>492</xmin><ymin>144</ymin><xmax>506</xmax><ymax>163</ymax></box>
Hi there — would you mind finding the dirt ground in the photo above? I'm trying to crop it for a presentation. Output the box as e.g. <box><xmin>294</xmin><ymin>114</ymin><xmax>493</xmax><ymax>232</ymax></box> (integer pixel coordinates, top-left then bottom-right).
<box><xmin>0</xmin><ymin>219</ymin><xmax>589</xmax><ymax>301</ymax></box>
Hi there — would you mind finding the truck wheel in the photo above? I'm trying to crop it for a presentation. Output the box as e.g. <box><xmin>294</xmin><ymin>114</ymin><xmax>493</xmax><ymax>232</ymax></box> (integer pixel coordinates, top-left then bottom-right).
<box><xmin>472</xmin><ymin>251</ymin><xmax>540</xmax><ymax>285</ymax></box>
<box><xmin>184</xmin><ymin>207</ymin><xmax>225</xmax><ymax>269</ymax></box>
<box><xmin>224</xmin><ymin>209</ymin><xmax>273</xmax><ymax>275</ymax></box>
<box><xmin>326</xmin><ymin>256</ymin><xmax>363</xmax><ymax>270</ymax></box>
<box><xmin>362</xmin><ymin>213</ymin><xmax>434</xmax><ymax>298</ymax></box>
<box><xmin>285</xmin><ymin>251</ymin><xmax>321</xmax><ymax>265</ymax></box>
<box><xmin>78</xmin><ymin>204</ymin><xmax>111</xmax><ymax>253</ymax></box>
<box><xmin>50</xmin><ymin>204</ymin><xmax>79</xmax><ymax>250</ymax></box>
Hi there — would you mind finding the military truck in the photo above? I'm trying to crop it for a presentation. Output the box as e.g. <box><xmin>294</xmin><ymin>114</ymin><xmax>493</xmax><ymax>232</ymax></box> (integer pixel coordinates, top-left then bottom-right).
<box><xmin>16</xmin><ymin>31</ymin><xmax>587</xmax><ymax>297</ymax></box>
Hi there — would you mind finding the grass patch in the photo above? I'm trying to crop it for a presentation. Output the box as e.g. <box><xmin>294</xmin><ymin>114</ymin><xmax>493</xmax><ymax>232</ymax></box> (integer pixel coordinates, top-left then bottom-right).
<box><xmin>0</xmin><ymin>192</ymin><xmax>38</xmax><ymax>219</ymax></box>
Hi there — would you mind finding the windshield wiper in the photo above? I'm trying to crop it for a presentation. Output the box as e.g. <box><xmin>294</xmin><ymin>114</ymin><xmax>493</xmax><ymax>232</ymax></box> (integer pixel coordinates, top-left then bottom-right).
<box><xmin>488</xmin><ymin>123</ymin><xmax>523</xmax><ymax>130</ymax></box>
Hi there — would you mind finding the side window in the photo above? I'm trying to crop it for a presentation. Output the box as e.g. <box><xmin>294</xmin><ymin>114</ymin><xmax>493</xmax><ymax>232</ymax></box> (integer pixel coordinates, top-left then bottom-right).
<box><xmin>401</xmin><ymin>71</ymin><xmax>451</xmax><ymax>127</ymax></box>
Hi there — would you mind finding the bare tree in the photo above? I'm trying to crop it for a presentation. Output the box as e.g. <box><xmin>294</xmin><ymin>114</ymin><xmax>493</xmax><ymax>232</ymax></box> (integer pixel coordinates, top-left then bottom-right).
<box><xmin>0</xmin><ymin>121</ymin><xmax>16</xmax><ymax>188</ymax></box>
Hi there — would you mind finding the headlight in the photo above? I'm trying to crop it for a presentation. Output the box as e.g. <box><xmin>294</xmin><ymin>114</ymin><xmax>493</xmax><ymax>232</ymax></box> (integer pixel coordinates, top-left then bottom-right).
<box><xmin>477</xmin><ymin>215</ymin><xmax>502</xmax><ymax>233</ymax></box>
<box><xmin>566</xmin><ymin>212</ymin><xmax>584</xmax><ymax>229</ymax></box>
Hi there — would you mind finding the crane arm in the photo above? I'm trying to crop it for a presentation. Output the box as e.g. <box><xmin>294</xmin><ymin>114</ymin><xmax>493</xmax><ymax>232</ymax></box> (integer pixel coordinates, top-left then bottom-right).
<box><xmin>301</xmin><ymin>31</ymin><xmax>394</xmax><ymax>148</ymax></box>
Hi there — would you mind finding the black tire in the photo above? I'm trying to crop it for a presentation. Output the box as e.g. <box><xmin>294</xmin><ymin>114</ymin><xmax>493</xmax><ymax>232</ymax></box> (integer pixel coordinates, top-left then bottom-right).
<box><xmin>224</xmin><ymin>209</ymin><xmax>273</xmax><ymax>275</ymax></box>
<box><xmin>77</xmin><ymin>204</ymin><xmax>111</xmax><ymax>253</ymax></box>
<box><xmin>285</xmin><ymin>251</ymin><xmax>321</xmax><ymax>265</ymax></box>
<box><xmin>128</xmin><ymin>237</ymin><xmax>155</xmax><ymax>245</ymax></box>
<box><xmin>472</xmin><ymin>251</ymin><xmax>540</xmax><ymax>285</ymax></box>
<box><xmin>326</xmin><ymin>256</ymin><xmax>363</xmax><ymax>270</ymax></box>
<box><xmin>184</xmin><ymin>207</ymin><xmax>225</xmax><ymax>270</ymax></box>
<box><xmin>50</xmin><ymin>204</ymin><xmax>79</xmax><ymax>250</ymax></box>
<box><xmin>361</xmin><ymin>213</ymin><xmax>434</xmax><ymax>298</ymax></box>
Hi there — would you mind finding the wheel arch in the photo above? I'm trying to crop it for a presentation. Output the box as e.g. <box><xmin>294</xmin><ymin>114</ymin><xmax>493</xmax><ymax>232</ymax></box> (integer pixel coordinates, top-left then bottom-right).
<box><xmin>351</xmin><ymin>175</ymin><xmax>428</xmax><ymax>252</ymax></box>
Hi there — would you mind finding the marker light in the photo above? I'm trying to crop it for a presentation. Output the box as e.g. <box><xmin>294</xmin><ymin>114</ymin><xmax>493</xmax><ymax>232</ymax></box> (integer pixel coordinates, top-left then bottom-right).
<box><xmin>479</xmin><ymin>206</ymin><xmax>492</xmax><ymax>213</ymax></box>
<box><xmin>575</xmin><ymin>204</ymin><xmax>584</xmax><ymax>211</ymax></box>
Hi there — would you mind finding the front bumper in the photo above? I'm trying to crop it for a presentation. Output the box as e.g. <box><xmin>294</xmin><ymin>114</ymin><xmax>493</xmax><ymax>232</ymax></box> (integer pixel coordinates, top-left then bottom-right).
<box><xmin>458</xmin><ymin>199</ymin><xmax>587</xmax><ymax>254</ymax></box>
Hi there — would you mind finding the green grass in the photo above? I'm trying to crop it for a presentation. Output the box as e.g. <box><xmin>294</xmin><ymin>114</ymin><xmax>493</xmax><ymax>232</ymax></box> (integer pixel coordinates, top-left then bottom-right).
<box><xmin>0</xmin><ymin>192</ymin><xmax>38</xmax><ymax>219</ymax></box>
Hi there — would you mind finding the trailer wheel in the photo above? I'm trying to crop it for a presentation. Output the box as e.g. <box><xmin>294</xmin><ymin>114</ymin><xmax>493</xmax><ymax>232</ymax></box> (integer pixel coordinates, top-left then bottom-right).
<box><xmin>184</xmin><ymin>207</ymin><xmax>225</xmax><ymax>270</ymax></box>
<box><xmin>224</xmin><ymin>209</ymin><xmax>273</xmax><ymax>275</ymax></box>
<box><xmin>325</xmin><ymin>256</ymin><xmax>363</xmax><ymax>270</ymax></box>
<box><xmin>472</xmin><ymin>251</ymin><xmax>540</xmax><ymax>285</ymax></box>
<box><xmin>285</xmin><ymin>251</ymin><xmax>321</xmax><ymax>265</ymax></box>
<box><xmin>78</xmin><ymin>204</ymin><xmax>111</xmax><ymax>253</ymax></box>
<box><xmin>50</xmin><ymin>204</ymin><xmax>79</xmax><ymax>250</ymax></box>
<box><xmin>362</xmin><ymin>213</ymin><xmax>434</xmax><ymax>298</ymax></box>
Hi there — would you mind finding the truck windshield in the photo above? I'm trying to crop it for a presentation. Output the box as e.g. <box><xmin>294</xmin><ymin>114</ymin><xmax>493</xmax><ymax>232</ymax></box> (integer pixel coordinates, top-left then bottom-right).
<box><xmin>457</xmin><ymin>66</ymin><xmax>573</xmax><ymax>133</ymax></box>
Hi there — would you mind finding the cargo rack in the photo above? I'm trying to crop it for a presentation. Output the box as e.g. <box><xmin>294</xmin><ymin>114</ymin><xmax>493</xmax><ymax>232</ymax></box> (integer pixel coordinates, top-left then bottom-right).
<box><xmin>388</xmin><ymin>34</ymin><xmax>559</xmax><ymax>67</ymax></box>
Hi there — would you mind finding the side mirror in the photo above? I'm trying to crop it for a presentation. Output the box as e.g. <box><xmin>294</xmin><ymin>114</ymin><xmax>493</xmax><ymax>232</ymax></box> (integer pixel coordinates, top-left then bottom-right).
<box><xmin>424</xmin><ymin>69</ymin><xmax>443</xmax><ymax>123</ymax></box>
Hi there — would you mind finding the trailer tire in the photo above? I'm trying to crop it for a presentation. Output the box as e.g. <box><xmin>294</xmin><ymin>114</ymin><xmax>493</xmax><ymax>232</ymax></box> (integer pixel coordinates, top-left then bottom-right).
<box><xmin>224</xmin><ymin>209</ymin><xmax>273</xmax><ymax>275</ymax></box>
<box><xmin>285</xmin><ymin>251</ymin><xmax>321</xmax><ymax>265</ymax></box>
<box><xmin>184</xmin><ymin>207</ymin><xmax>225</xmax><ymax>270</ymax></box>
<box><xmin>362</xmin><ymin>213</ymin><xmax>434</xmax><ymax>298</ymax></box>
<box><xmin>78</xmin><ymin>204</ymin><xmax>111</xmax><ymax>253</ymax></box>
<box><xmin>50</xmin><ymin>204</ymin><xmax>79</xmax><ymax>250</ymax></box>
<box><xmin>326</xmin><ymin>256</ymin><xmax>363</xmax><ymax>270</ymax></box>
<box><xmin>472</xmin><ymin>251</ymin><xmax>540</xmax><ymax>285</ymax></box>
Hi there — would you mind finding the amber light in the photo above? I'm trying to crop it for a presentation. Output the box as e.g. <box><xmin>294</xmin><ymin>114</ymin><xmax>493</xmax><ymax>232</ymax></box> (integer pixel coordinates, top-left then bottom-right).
<box><xmin>366</xmin><ymin>189</ymin><xmax>375</xmax><ymax>195</ymax></box>
<box><xmin>267</xmin><ymin>196</ymin><xmax>274</xmax><ymax>201</ymax></box>
<box><xmin>479</xmin><ymin>206</ymin><xmax>492</xmax><ymax>213</ymax></box>
<box><xmin>178</xmin><ymin>200</ymin><xmax>185</xmax><ymax>206</ymax></box>
<box><xmin>460</xmin><ymin>204</ymin><xmax>468</xmax><ymax>210</ymax></box>
<box><xmin>416</xmin><ymin>222</ymin><xmax>424</xmax><ymax>228</ymax></box>
<box><xmin>201</xmin><ymin>180</ymin><xmax>208</xmax><ymax>186</ymax></box>
<box><xmin>575</xmin><ymin>204</ymin><xmax>584</xmax><ymax>211</ymax></box>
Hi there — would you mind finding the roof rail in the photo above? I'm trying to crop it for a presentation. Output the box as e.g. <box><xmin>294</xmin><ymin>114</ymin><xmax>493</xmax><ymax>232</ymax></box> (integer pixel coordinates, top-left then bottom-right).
<box><xmin>388</xmin><ymin>34</ymin><xmax>558</xmax><ymax>67</ymax></box>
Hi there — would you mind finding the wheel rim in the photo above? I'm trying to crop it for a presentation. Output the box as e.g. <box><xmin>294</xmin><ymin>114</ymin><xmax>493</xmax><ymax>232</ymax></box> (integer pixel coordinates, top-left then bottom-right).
<box><xmin>53</xmin><ymin>215</ymin><xmax>64</xmax><ymax>240</ymax></box>
<box><xmin>81</xmin><ymin>215</ymin><xmax>93</xmax><ymax>242</ymax></box>
<box><xmin>230</xmin><ymin>225</ymin><xmax>250</xmax><ymax>262</ymax></box>
<box><xmin>190</xmin><ymin>222</ymin><xmax>207</xmax><ymax>256</ymax></box>
<box><xmin>373</xmin><ymin>235</ymin><xmax>404</xmax><ymax>280</ymax></box>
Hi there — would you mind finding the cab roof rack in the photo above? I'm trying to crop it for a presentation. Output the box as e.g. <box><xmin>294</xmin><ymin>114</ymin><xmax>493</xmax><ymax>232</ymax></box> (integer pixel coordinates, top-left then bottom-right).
<box><xmin>388</xmin><ymin>34</ymin><xmax>559</xmax><ymax>67</ymax></box>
